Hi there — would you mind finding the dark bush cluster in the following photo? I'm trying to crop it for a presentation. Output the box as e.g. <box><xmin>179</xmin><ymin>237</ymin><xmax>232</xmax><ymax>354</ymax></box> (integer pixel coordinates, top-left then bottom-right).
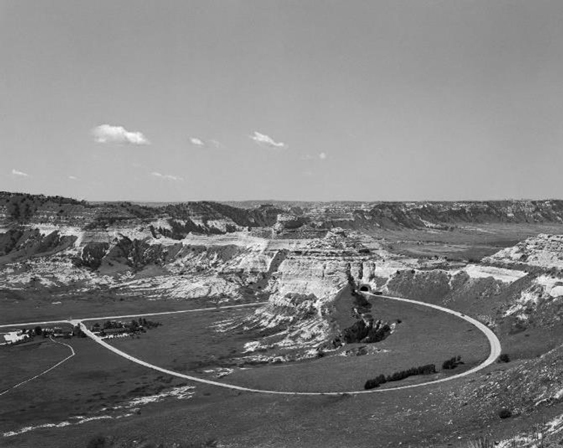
<box><xmin>442</xmin><ymin>355</ymin><xmax>463</xmax><ymax>370</ymax></box>
<box><xmin>94</xmin><ymin>318</ymin><xmax>161</xmax><ymax>337</ymax></box>
<box><xmin>498</xmin><ymin>408</ymin><xmax>512</xmax><ymax>419</ymax></box>
<box><xmin>364</xmin><ymin>374</ymin><xmax>387</xmax><ymax>390</ymax></box>
<box><xmin>364</xmin><ymin>364</ymin><xmax>436</xmax><ymax>390</ymax></box>
<box><xmin>364</xmin><ymin>324</ymin><xmax>391</xmax><ymax>343</ymax></box>
<box><xmin>86</xmin><ymin>435</ymin><xmax>107</xmax><ymax>448</ymax></box>
<box><xmin>342</xmin><ymin>320</ymin><xmax>369</xmax><ymax>343</ymax></box>
<box><xmin>342</xmin><ymin>321</ymin><xmax>391</xmax><ymax>344</ymax></box>
<box><xmin>498</xmin><ymin>353</ymin><xmax>510</xmax><ymax>363</ymax></box>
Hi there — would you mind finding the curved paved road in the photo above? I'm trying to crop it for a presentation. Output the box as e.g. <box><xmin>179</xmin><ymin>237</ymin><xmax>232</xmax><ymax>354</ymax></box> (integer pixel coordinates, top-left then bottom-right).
<box><xmin>79</xmin><ymin>293</ymin><xmax>501</xmax><ymax>396</ymax></box>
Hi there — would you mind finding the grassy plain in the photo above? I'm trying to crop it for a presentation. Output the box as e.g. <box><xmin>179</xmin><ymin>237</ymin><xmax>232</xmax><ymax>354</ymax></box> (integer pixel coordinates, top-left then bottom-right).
<box><xmin>0</xmin><ymin>337</ymin><xmax>191</xmax><ymax>446</ymax></box>
<box><xmin>105</xmin><ymin>294</ymin><xmax>489</xmax><ymax>393</ymax></box>
<box><xmin>0</xmin><ymin>297</ymin><xmax>558</xmax><ymax>447</ymax></box>
<box><xmin>379</xmin><ymin>223</ymin><xmax>563</xmax><ymax>261</ymax></box>
<box><xmin>0</xmin><ymin>288</ymin><xmax>261</xmax><ymax>326</ymax></box>
<box><xmin>7</xmin><ymin>361</ymin><xmax>556</xmax><ymax>448</ymax></box>
<box><xmin>0</xmin><ymin>337</ymin><xmax>71</xmax><ymax>393</ymax></box>
<box><xmin>107</xmin><ymin>307</ymin><xmax>254</xmax><ymax>373</ymax></box>
<box><xmin>228</xmin><ymin>297</ymin><xmax>489</xmax><ymax>392</ymax></box>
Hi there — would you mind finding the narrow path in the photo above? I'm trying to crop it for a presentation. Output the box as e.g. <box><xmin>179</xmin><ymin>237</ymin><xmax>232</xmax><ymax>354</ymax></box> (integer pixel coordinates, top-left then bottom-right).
<box><xmin>79</xmin><ymin>294</ymin><xmax>502</xmax><ymax>396</ymax></box>
<box><xmin>0</xmin><ymin>337</ymin><xmax>76</xmax><ymax>397</ymax></box>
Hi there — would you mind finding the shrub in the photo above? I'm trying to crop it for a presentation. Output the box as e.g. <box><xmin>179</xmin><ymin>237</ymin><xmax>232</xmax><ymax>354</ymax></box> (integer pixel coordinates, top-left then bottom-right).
<box><xmin>366</xmin><ymin>364</ymin><xmax>436</xmax><ymax>389</ymax></box>
<box><xmin>499</xmin><ymin>353</ymin><xmax>510</xmax><ymax>363</ymax></box>
<box><xmin>364</xmin><ymin>324</ymin><xmax>391</xmax><ymax>343</ymax></box>
<box><xmin>442</xmin><ymin>355</ymin><xmax>463</xmax><ymax>370</ymax></box>
<box><xmin>86</xmin><ymin>435</ymin><xmax>107</xmax><ymax>448</ymax></box>
<box><xmin>342</xmin><ymin>320</ymin><xmax>369</xmax><ymax>343</ymax></box>
<box><xmin>498</xmin><ymin>408</ymin><xmax>512</xmax><ymax>419</ymax></box>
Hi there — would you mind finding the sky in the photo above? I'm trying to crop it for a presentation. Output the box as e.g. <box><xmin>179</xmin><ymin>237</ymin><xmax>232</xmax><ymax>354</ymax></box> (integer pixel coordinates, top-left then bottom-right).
<box><xmin>1</xmin><ymin>0</ymin><xmax>563</xmax><ymax>202</ymax></box>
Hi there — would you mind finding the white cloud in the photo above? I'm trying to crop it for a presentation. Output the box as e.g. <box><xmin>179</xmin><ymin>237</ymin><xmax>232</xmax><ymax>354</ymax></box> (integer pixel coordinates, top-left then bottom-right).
<box><xmin>92</xmin><ymin>124</ymin><xmax>150</xmax><ymax>145</ymax></box>
<box><xmin>301</xmin><ymin>153</ymin><xmax>327</xmax><ymax>161</ymax></box>
<box><xmin>12</xmin><ymin>169</ymin><xmax>29</xmax><ymax>177</ymax></box>
<box><xmin>250</xmin><ymin>131</ymin><xmax>287</xmax><ymax>149</ymax></box>
<box><xmin>68</xmin><ymin>175</ymin><xmax>78</xmax><ymax>181</ymax></box>
<box><xmin>150</xmin><ymin>172</ymin><xmax>183</xmax><ymax>182</ymax></box>
<box><xmin>189</xmin><ymin>137</ymin><xmax>205</xmax><ymax>147</ymax></box>
<box><xmin>209</xmin><ymin>139</ymin><xmax>225</xmax><ymax>149</ymax></box>
<box><xmin>189</xmin><ymin>137</ymin><xmax>225</xmax><ymax>149</ymax></box>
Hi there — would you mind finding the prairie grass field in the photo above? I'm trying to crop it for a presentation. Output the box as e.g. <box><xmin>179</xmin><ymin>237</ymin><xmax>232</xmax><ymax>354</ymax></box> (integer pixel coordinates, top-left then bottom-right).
<box><xmin>0</xmin><ymin>289</ymin><xmax>261</xmax><ymax>326</ymax></box>
<box><xmin>379</xmin><ymin>223</ymin><xmax>563</xmax><ymax>261</ymax></box>
<box><xmin>0</xmin><ymin>337</ymin><xmax>191</xmax><ymax>445</ymax></box>
<box><xmin>106</xmin><ymin>295</ymin><xmax>489</xmax><ymax>393</ymax></box>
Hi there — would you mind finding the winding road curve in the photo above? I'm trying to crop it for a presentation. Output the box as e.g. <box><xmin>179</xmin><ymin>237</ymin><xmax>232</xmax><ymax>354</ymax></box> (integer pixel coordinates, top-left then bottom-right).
<box><xmin>75</xmin><ymin>293</ymin><xmax>501</xmax><ymax>396</ymax></box>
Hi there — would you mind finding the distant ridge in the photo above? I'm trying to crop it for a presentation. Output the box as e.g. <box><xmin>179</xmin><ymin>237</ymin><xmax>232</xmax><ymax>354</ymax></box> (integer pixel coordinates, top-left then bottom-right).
<box><xmin>1</xmin><ymin>191</ymin><xmax>563</xmax><ymax>236</ymax></box>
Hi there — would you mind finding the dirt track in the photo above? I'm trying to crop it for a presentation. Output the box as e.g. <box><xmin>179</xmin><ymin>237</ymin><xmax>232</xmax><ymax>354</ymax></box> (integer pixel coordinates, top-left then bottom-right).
<box><xmin>0</xmin><ymin>337</ymin><xmax>75</xmax><ymax>397</ymax></box>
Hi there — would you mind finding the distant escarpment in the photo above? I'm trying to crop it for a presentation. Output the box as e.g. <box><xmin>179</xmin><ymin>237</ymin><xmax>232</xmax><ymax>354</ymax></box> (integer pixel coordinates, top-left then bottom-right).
<box><xmin>0</xmin><ymin>192</ymin><xmax>283</xmax><ymax>237</ymax></box>
<box><xmin>261</xmin><ymin>199</ymin><xmax>563</xmax><ymax>234</ymax></box>
<box><xmin>3</xmin><ymin>192</ymin><xmax>563</xmax><ymax>237</ymax></box>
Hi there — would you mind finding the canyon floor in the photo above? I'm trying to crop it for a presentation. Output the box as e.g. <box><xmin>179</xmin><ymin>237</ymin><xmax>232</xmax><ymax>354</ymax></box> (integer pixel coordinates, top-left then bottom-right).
<box><xmin>3</xmin><ymin>194</ymin><xmax>563</xmax><ymax>447</ymax></box>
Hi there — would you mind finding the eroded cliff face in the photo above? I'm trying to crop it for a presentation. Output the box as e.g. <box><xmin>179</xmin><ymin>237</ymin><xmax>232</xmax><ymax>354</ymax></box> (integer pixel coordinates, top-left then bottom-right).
<box><xmin>485</xmin><ymin>234</ymin><xmax>563</xmax><ymax>270</ymax></box>
<box><xmin>231</xmin><ymin>232</ymin><xmax>380</xmax><ymax>359</ymax></box>
<box><xmin>0</xmin><ymin>223</ymin><xmax>377</xmax><ymax>302</ymax></box>
<box><xmin>0</xmin><ymin>221</ymin><xmax>388</xmax><ymax>361</ymax></box>
<box><xmin>5</xmin><ymin>192</ymin><xmax>563</xmax><ymax>364</ymax></box>
<box><xmin>4</xmin><ymin>218</ymin><xmax>563</xmax><ymax>338</ymax></box>
<box><xmin>477</xmin><ymin>234</ymin><xmax>563</xmax><ymax>327</ymax></box>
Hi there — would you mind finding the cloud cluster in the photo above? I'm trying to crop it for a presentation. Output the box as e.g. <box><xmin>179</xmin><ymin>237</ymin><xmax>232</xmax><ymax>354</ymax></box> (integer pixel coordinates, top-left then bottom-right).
<box><xmin>189</xmin><ymin>137</ymin><xmax>205</xmax><ymax>147</ymax></box>
<box><xmin>92</xmin><ymin>124</ymin><xmax>150</xmax><ymax>145</ymax></box>
<box><xmin>150</xmin><ymin>172</ymin><xmax>183</xmax><ymax>182</ymax></box>
<box><xmin>250</xmin><ymin>131</ymin><xmax>287</xmax><ymax>149</ymax></box>
<box><xmin>301</xmin><ymin>153</ymin><xmax>328</xmax><ymax>161</ymax></box>
<box><xmin>12</xmin><ymin>169</ymin><xmax>29</xmax><ymax>177</ymax></box>
<box><xmin>189</xmin><ymin>137</ymin><xmax>224</xmax><ymax>149</ymax></box>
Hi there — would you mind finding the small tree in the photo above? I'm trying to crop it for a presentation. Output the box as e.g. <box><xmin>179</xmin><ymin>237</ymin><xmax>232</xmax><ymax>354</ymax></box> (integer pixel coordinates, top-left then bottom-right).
<box><xmin>86</xmin><ymin>434</ymin><xmax>107</xmax><ymax>448</ymax></box>
<box><xmin>34</xmin><ymin>326</ymin><xmax>43</xmax><ymax>336</ymax></box>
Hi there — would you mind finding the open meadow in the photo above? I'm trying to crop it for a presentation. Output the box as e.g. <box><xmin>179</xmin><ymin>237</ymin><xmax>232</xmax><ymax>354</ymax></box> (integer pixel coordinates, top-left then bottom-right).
<box><xmin>103</xmin><ymin>295</ymin><xmax>490</xmax><ymax>393</ymax></box>
<box><xmin>0</xmin><ymin>336</ymin><xmax>194</xmax><ymax>446</ymax></box>
<box><xmin>0</xmin><ymin>288</ymin><xmax>262</xmax><ymax>326</ymax></box>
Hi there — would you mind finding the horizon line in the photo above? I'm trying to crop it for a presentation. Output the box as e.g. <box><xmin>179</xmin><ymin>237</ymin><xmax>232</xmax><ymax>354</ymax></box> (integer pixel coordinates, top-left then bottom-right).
<box><xmin>1</xmin><ymin>190</ymin><xmax>563</xmax><ymax>205</ymax></box>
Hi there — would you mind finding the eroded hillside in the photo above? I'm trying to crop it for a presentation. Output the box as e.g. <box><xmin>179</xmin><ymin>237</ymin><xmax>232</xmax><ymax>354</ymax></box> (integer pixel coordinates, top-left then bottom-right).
<box><xmin>4</xmin><ymin>192</ymin><xmax>563</xmax><ymax>446</ymax></box>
